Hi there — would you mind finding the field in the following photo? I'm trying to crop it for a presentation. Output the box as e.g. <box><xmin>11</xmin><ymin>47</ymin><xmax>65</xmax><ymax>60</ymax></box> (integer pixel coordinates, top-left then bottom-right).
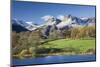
<box><xmin>41</xmin><ymin>39</ymin><xmax>96</xmax><ymax>56</ymax></box>
<box><xmin>44</xmin><ymin>39</ymin><xmax>95</xmax><ymax>51</ymax></box>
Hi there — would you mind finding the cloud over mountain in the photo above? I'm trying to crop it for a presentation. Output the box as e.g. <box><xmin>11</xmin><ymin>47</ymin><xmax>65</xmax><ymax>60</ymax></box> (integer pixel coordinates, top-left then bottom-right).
<box><xmin>41</xmin><ymin>15</ymin><xmax>54</xmax><ymax>22</ymax></box>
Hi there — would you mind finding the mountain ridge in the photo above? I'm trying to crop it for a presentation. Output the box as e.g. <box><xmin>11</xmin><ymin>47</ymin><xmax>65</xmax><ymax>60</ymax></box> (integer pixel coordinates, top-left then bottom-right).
<box><xmin>12</xmin><ymin>15</ymin><xmax>95</xmax><ymax>35</ymax></box>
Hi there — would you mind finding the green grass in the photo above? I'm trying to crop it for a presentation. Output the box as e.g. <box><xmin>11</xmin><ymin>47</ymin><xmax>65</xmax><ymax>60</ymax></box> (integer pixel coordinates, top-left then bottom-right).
<box><xmin>43</xmin><ymin>39</ymin><xmax>95</xmax><ymax>52</ymax></box>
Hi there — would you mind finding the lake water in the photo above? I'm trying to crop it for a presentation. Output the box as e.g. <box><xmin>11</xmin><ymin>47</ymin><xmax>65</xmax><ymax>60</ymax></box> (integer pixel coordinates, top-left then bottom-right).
<box><xmin>12</xmin><ymin>55</ymin><xmax>96</xmax><ymax>66</ymax></box>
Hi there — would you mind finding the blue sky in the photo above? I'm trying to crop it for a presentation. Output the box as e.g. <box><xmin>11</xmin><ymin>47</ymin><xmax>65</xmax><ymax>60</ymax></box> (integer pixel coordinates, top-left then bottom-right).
<box><xmin>12</xmin><ymin>1</ymin><xmax>96</xmax><ymax>25</ymax></box>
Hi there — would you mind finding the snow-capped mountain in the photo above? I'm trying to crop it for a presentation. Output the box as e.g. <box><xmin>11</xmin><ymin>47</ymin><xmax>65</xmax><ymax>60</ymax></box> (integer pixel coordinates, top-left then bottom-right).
<box><xmin>12</xmin><ymin>19</ymin><xmax>29</xmax><ymax>32</ymax></box>
<box><xmin>25</xmin><ymin>22</ymin><xmax>38</xmax><ymax>31</ymax></box>
<box><xmin>41</xmin><ymin>15</ymin><xmax>95</xmax><ymax>37</ymax></box>
<box><xmin>85</xmin><ymin>18</ymin><xmax>96</xmax><ymax>26</ymax></box>
<box><xmin>12</xmin><ymin>15</ymin><xmax>95</xmax><ymax>34</ymax></box>
<box><xmin>12</xmin><ymin>19</ymin><xmax>38</xmax><ymax>32</ymax></box>
<box><xmin>41</xmin><ymin>15</ymin><xmax>61</xmax><ymax>26</ymax></box>
<box><xmin>56</xmin><ymin>15</ymin><xmax>95</xmax><ymax>29</ymax></box>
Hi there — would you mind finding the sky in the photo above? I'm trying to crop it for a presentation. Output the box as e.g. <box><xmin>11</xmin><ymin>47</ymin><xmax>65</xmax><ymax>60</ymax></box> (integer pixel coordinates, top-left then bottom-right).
<box><xmin>12</xmin><ymin>1</ymin><xmax>96</xmax><ymax>25</ymax></box>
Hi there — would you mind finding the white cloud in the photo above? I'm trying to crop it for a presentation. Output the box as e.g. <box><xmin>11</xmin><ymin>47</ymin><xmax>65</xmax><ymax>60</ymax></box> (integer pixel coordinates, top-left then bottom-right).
<box><xmin>41</xmin><ymin>15</ymin><xmax>54</xmax><ymax>21</ymax></box>
<box><xmin>26</xmin><ymin>21</ymin><xmax>33</xmax><ymax>25</ymax></box>
<box><xmin>26</xmin><ymin>22</ymin><xmax>37</xmax><ymax>27</ymax></box>
<box><xmin>57</xmin><ymin>15</ymin><xmax>65</xmax><ymax>20</ymax></box>
<box><xmin>26</xmin><ymin>21</ymin><xmax>33</xmax><ymax>24</ymax></box>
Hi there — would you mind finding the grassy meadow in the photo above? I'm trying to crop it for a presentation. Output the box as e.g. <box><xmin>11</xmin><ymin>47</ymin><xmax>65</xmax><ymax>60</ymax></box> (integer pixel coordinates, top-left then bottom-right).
<box><xmin>44</xmin><ymin>39</ymin><xmax>95</xmax><ymax>51</ymax></box>
<box><xmin>42</xmin><ymin>39</ymin><xmax>95</xmax><ymax>55</ymax></box>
